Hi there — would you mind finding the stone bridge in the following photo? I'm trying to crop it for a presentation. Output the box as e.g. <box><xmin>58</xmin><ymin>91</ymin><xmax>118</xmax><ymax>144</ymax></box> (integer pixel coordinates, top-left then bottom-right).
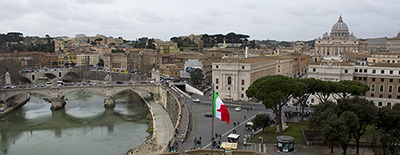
<box><xmin>20</xmin><ymin>68</ymin><xmax>80</xmax><ymax>83</ymax></box>
<box><xmin>20</xmin><ymin>69</ymin><xmax>149</xmax><ymax>84</ymax></box>
<box><xmin>0</xmin><ymin>84</ymin><xmax>160</xmax><ymax>110</ymax></box>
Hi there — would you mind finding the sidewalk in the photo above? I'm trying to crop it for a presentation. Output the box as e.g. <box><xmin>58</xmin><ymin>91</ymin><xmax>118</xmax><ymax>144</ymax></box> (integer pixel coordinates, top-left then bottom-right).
<box><xmin>129</xmin><ymin>88</ymin><xmax>174</xmax><ymax>154</ymax></box>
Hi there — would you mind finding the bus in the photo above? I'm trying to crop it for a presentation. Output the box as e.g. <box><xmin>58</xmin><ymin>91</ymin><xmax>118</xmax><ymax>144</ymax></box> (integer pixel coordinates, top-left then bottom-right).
<box><xmin>227</xmin><ymin>134</ymin><xmax>240</xmax><ymax>143</ymax></box>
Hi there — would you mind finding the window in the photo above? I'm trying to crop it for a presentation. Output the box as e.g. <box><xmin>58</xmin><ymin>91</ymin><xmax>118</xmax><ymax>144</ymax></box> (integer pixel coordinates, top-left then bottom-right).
<box><xmin>358</xmin><ymin>77</ymin><xmax>362</xmax><ymax>81</ymax></box>
<box><xmin>313</xmin><ymin>68</ymin><xmax>316</xmax><ymax>72</ymax></box>
<box><xmin>371</xmin><ymin>94</ymin><xmax>374</xmax><ymax>97</ymax></box>
<box><xmin>363</xmin><ymin>77</ymin><xmax>367</xmax><ymax>81</ymax></box>
<box><xmin>372</xmin><ymin>70</ymin><xmax>376</xmax><ymax>73</ymax></box>
<box><xmin>371</xmin><ymin>84</ymin><xmax>375</xmax><ymax>91</ymax></box>
<box><xmin>380</xmin><ymin>85</ymin><xmax>384</xmax><ymax>92</ymax></box>
<box><xmin>381</xmin><ymin>78</ymin><xmax>385</xmax><ymax>82</ymax></box>
<box><xmin>388</xmin><ymin>102</ymin><xmax>392</xmax><ymax>107</ymax></box>
<box><xmin>242</xmin><ymin>66</ymin><xmax>245</xmax><ymax>69</ymax></box>
<box><xmin>364</xmin><ymin>69</ymin><xmax>367</xmax><ymax>73</ymax></box>
<box><xmin>228</xmin><ymin>87</ymin><xmax>230</xmax><ymax>90</ymax></box>
<box><xmin>241</xmin><ymin>87</ymin><xmax>244</xmax><ymax>91</ymax></box>
<box><xmin>378</xmin><ymin>102</ymin><xmax>383</xmax><ymax>106</ymax></box>
<box><xmin>216</xmin><ymin>65</ymin><xmax>219</xmax><ymax>68</ymax></box>
<box><xmin>355</xmin><ymin>69</ymin><xmax>358</xmax><ymax>72</ymax></box>
<box><xmin>389</xmin><ymin>85</ymin><xmax>393</xmax><ymax>92</ymax></box>
<box><xmin>216</xmin><ymin>78</ymin><xmax>219</xmax><ymax>84</ymax></box>
<box><xmin>241</xmin><ymin>94</ymin><xmax>244</xmax><ymax>98</ymax></box>
<box><xmin>390</xmin><ymin>70</ymin><xmax>393</xmax><ymax>74</ymax></box>
<box><xmin>398</xmin><ymin>86</ymin><xmax>400</xmax><ymax>93</ymax></box>
<box><xmin>390</xmin><ymin>79</ymin><xmax>393</xmax><ymax>82</ymax></box>
<box><xmin>379</xmin><ymin>94</ymin><xmax>383</xmax><ymax>98</ymax></box>
<box><xmin>227</xmin><ymin>76</ymin><xmax>232</xmax><ymax>85</ymax></box>
<box><xmin>381</xmin><ymin>70</ymin><xmax>385</xmax><ymax>74</ymax></box>
<box><xmin>372</xmin><ymin>78</ymin><xmax>376</xmax><ymax>82</ymax></box>
<box><xmin>311</xmin><ymin>99</ymin><xmax>314</xmax><ymax>103</ymax></box>
<box><xmin>216</xmin><ymin>86</ymin><xmax>218</xmax><ymax>89</ymax></box>
<box><xmin>345</xmin><ymin>69</ymin><xmax>348</xmax><ymax>73</ymax></box>
<box><xmin>389</xmin><ymin>95</ymin><xmax>392</xmax><ymax>98</ymax></box>
<box><xmin>241</xmin><ymin>80</ymin><xmax>244</xmax><ymax>85</ymax></box>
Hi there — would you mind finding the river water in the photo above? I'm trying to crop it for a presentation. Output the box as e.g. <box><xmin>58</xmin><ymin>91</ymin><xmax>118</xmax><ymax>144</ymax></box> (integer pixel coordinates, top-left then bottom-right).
<box><xmin>0</xmin><ymin>90</ymin><xmax>150</xmax><ymax>155</ymax></box>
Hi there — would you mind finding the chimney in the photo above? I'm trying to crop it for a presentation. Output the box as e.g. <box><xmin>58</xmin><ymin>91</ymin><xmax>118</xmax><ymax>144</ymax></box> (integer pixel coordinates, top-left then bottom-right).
<box><xmin>245</xmin><ymin>46</ymin><xmax>248</xmax><ymax>58</ymax></box>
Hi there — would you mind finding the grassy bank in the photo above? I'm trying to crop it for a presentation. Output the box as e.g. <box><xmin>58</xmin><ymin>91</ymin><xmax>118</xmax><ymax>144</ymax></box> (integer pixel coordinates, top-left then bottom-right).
<box><xmin>249</xmin><ymin>123</ymin><xmax>308</xmax><ymax>144</ymax></box>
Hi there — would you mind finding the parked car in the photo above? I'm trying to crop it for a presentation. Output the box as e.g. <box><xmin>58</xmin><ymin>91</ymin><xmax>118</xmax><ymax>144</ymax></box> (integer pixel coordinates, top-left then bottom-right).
<box><xmin>192</xmin><ymin>98</ymin><xmax>200</xmax><ymax>103</ymax></box>
<box><xmin>204</xmin><ymin>113</ymin><xmax>213</xmax><ymax>117</ymax></box>
<box><xmin>235</xmin><ymin>107</ymin><xmax>242</xmax><ymax>112</ymax></box>
<box><xmin>116</xmin><ymin>81</ymin><xmax>123</xmax><ymax>84</ymax></box>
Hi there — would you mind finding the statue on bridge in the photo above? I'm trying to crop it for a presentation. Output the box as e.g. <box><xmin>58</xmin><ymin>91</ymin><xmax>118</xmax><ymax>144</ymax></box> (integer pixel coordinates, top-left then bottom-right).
<box><xmin>104</xmin><ymin>73</ymin><xmax>112</xmax><ymax>84</ymax></box>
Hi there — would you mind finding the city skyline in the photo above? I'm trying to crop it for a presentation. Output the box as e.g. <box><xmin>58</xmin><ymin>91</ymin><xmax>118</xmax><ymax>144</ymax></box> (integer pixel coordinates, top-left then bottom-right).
<box><xmin>1</xmin><ymin>0</ymin><xmax>399</xmax><ymax>41</ymax></box>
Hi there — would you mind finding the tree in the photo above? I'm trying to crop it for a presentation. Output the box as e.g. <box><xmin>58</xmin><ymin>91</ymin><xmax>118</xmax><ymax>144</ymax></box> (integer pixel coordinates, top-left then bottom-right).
<box><xmin>52</xmin><ymin>61</ymin><xmax>58</xmax><ymax>68</ymax></box>
<box><xmin>0</xmin><ymin>59</ymin><xmax>22</xmax><ymax>84</ymax></box>
<box><xmin>336</xmin><ymin>111</ymin><xmax>359</xmax><ymax>155</ymax></box>
<box><xmin>293</xmin><ymin>78</ymin><xmax>322</xmax><ymax>121</ymax></box>
<box><xmin>246</xmin><ymin>75</ymin><xmax>307</xmax><ymax>134</ymax></box>
<box><xmin>189</xmin><ymin>68</ymin><xmax>203</xmax><ymax>87</ymax></box>
<box><xmin>97</xmin><ymin>59</ymin><xmax>104</xmax><ymax>67</ymax></box>
<box><xmin>309</xmin><ymin>101</ymin><xmax>338</xmax><ymax>153</ymax></box>
<box><xmin>336</xmin><ymin>80</ymin><xmax>369</xmax><ymax>99</ymax></box>
<box><xmin>337</xmin><ymin>97</ymin><xmax>377</xmax><ymax>154</ymax></box>
<box><xmin>252</xmin><ymin>113</ymin><xmax>273</xmax><ymax>132</ymax></box>
<box><xmin>373</xmin><ymin>105</ymin><xmax>400</xmax><ymax>155</ymax></box>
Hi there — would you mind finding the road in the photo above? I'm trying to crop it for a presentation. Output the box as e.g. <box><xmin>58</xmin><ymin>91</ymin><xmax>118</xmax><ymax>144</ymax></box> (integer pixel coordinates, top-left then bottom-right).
<box><xmin>135</xmin><ymin>88</ymin><xmax>173</xmax><ymax>153</ymax></box>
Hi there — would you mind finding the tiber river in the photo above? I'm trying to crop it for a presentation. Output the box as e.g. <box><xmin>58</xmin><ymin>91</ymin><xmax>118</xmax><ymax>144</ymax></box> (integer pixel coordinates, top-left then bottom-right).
<box><xmin>0</xmin><ymin>90</ymin><xmax>150</xmax><ymax>155</ymax></box>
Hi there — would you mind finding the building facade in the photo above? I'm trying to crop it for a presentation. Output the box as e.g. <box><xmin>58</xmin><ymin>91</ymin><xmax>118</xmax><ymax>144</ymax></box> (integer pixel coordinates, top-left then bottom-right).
<box><xmin>212</xmin><ymin>56</ymin><xmax>295</xmax><ymax>101</ymax></box>
<box><xmin>387</xmin><ymin>32</ymin><xmax>400</xmax><ymax>52</ymax></box>
<box><xmin>315</xmin><ymin>16</ymin><xmax>359</xmax><ymax>56</ymax></box>
<box><xmin>367</xmin><ymin>52</ymin><xmax>400</xmax><ymax>64</ymax></box>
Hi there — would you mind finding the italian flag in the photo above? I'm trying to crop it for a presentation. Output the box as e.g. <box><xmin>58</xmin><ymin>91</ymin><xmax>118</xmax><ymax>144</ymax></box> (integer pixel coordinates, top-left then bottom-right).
<box><xmin>213</xmin><ymin>91</ymin><xmax>230</xmax><ymax>125</ymax></box>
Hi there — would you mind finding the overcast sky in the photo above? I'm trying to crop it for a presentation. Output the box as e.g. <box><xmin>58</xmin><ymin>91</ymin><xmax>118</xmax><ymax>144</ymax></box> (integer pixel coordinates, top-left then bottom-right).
<box><xmin>1</xmin><ymin>0</ymin><xmax>399</xmax><ymax>41</ymax></box>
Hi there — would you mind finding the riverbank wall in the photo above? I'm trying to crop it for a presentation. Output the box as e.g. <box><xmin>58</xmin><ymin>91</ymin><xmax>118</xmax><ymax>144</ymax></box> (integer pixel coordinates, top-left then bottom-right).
<box><xmin>0</xmin><ymin>93</ymin><xmax>30</xmax><ymax>118</ymax></box>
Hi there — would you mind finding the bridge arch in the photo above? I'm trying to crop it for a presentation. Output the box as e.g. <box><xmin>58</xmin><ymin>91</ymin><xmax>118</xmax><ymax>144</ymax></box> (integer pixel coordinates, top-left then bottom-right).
<box><xmin>62</xmin><ymin>72</ymin><xmax>80</xmax><ymax>82</ymax></box>
<box><xmin>61</xmin><ymin>88</ymin><xmax>106</xmax><ymax>97</ymax></box>
<box><xmin>112</xmin><ymin>87</ymin><xmax>137</xmax><ymax>97</ymax></box>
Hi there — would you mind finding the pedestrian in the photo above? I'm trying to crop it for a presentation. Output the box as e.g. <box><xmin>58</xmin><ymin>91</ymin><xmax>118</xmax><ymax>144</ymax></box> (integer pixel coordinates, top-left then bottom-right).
<box><xmin>238</xmin><ymin>122</ymin><xmax>240</xmax><ymax>126</ymax></box>
<box><xmin>199</xmin><ymin>136</ymin><xmax>202</xmax><ymax>140</ymax></box>
<box><xmin>233</xmin><ymin>122</ymin><xmax>236</xmax><ymax>126</ymax></box>
<box><xmin>244</xmin><ymin>115</ymin><xmax>246</xmax><ymax>120</ymax></box>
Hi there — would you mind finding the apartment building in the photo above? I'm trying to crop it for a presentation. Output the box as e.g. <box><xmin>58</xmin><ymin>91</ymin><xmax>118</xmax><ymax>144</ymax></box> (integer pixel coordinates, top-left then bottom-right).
<box><xmin>367</xmin><ymin>52</ymin><xmax>400</xmax><ymax>64</ymax></box>
<box><xmin>77</xmin><ymin>54</ymin><xmax>100</xmax><ymax>66</ymax></box>
<box><xmin>353</xmin><ymin>63</ymin><xmax>400</xmax><ymax>107</ymax></box>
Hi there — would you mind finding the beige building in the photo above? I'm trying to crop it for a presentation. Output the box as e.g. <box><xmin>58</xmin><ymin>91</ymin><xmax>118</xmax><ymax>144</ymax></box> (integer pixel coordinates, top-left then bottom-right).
<box><xmin>212</xmin><ymin>56</ymin><xmax>295</xmax><ymax>101</ymax></box>
<box><xmin>77</xmin><ymin>54</ymin><xmax>100</xmax><ymax>66</ymax></box>
<box><xmin>315</xmin><ymin>16</ymin><xmax>359</xmax><ymax>56</ymax></box>
<box><xmin>387</xmin><ymin>32</ymin><xmax>400</xmax><ymax>52</ymax></box>
<box><xmin>156</xmin><ymin>41</ymin><xmax>180</xmax><ymax>54</ymax></box>
<box><xmin>308</xmin><ymin>60</ymin><xmax>354</xmax><ymax>82</ymax></box>
<box><xmin>353</xmin><ymin>63</ymin><xmax>400</xmax><ymax>107</ymax></box>
<box><xmin>104</xmin><ymin>53</ymin><xmax>128</xmax><ymax>71</ymax></box>
<box><xmin>367</xmin><ymin>52</ymin><xmax>400</xmax><ymax>64</ymax></box>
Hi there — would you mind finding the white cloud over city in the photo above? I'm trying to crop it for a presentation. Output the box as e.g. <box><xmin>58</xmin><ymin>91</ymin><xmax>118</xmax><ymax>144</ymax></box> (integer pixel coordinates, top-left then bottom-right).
<box><xmin>0</xmin><ymin>0</ymin><xmax>399</xmax><ymax>41</ymax></box>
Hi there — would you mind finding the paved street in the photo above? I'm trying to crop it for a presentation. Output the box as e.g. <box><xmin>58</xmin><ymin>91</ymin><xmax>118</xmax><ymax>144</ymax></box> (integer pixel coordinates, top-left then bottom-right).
<box><xmin>174</xmin><ymin>90</ymin><xmax>315</xmax><ymax>154</ymax></box>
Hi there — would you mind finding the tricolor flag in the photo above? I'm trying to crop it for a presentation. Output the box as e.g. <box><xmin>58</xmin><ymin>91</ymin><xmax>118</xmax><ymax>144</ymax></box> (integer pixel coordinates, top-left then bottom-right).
<box><xmin>213</xmin><ymin>91</ymin><xmax>230</xmax><ymax>125</ymax></box>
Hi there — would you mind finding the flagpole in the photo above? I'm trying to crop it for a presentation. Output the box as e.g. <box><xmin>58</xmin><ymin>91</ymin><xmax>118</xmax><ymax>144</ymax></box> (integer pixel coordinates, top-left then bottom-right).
<box><xmin>211</xmin><ymin>83</ymin><xmax>214</xmax><ymax>155</ymax></box>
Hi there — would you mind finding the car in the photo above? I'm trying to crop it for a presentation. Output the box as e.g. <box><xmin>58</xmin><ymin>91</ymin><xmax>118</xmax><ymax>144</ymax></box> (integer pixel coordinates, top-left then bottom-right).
<box><xmin>116</xmin><ymin>81</ymin><xmax>123</xmax><ymax>84</ymax></box>
<box><xmin>235</xmin><ymin>107</ymin><xmax>242</xmax><ymax>112</ymax></box>
<box><xmin>192</xmin><ymin>98</ymin><xmax>200</xmax><ymax>103</ymax></box>
<box><xmin>204</xmin><ymin>113</ymin><xmax>213</xmax><ymax>117</ymax></box>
